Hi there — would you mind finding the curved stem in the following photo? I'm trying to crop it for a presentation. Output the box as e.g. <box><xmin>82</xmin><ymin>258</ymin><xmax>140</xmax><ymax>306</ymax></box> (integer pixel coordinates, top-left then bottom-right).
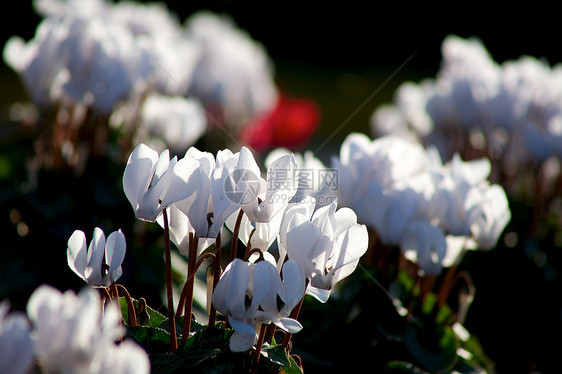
<box><xmin>116</xmin><ymin>284</ymin><xmax>137</xmax><ymax>327</ymax></box>
<box><xmin>163</xmin><ymin>208</ymin><xmax>178</xmax><ymax>352</ymax></box>
<box><xmin>109</xmin><ymin>283</ymin><xmax>123</xmax><ymax>342</ymax></box>
<box><xmin>100</xmin><ymin>287</ymin><xmax>112</xmax><ymax>303</ymax></box>
<box><xmin>245</xmin><ymin>247</ymin><xmax>265</xmax><ymax>262</ymax></box>
<box><xmin>243</xmin><ymin>228</ymin><xmax>257</xmax><ymax>261</ymax></box>
<box><xmin>176</xmin><ymin>252</ymin><xmax>216</xmax><ymax>318</ymax></box>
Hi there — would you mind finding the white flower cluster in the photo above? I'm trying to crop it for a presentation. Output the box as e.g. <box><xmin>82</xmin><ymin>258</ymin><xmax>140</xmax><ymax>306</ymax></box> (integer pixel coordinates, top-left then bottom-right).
<box><xmin>332</xmin><ymin>132</ymin><xmax>511</xmax><ymax>275</ymax></box>
<box><xmin>371</xmin><ymin>34</ymin><xmax>562</xmax><ymax>165</ymax></box>
<box><xmin>123</xmin><ymin>142</ymin><xmax>369</xmax><ymax>351</ymax></box>
<box><xmin>4</xmin><ymin>0</ymin><xmax>278</xmax><ymax>151</ymax></box>
<box><xmin>0</xmin><ymin>285</ymin><xmax>150</xmax><ymax>374</ymax></box>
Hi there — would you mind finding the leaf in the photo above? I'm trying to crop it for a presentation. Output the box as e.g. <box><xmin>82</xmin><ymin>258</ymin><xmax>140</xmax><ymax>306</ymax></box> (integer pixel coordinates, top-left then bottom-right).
<box><xmin>119</xmin><ymin>296</ymin><xmax>167</xmax><ymax>328</ymax></box>
<box><xmin>387</xmin><ymin>361</ymin><xmax>430</xmax><ymax>373</ymax></box>
<box><xmin>126</xmin><ymin>325</ymin><xmax>171</xmax><ymax>353</ymax></box>
<box><xmin>180</xmin><ymin>322</ymin><xmax>235</xmax><ymax>369</ymax></box>
<box><xmin>159</xmin><ymin>315</ymin><xmax>207</xmax><ymax>338</ymax></box>
<box><xmin>150</xmin><ymin>353</ymin><xmax>184</xmax><ymax>374</ymax></box>
<box><xmin>403</xmin><ymin>323</ymin><xmax>458</xmax><ymax>373</ymax></box>
<box><xmin>261</xmin><ymin>343</ymin><xmax>290</xmax><ymax>367</ymax></box>
<box><xmin>279</xmin><ymin>355</ymin><xmax>304</xmax><ymax>374</ymax></box>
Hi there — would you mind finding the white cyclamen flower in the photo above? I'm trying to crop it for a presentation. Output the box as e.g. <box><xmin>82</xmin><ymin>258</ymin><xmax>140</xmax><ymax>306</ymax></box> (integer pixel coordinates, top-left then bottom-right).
<box><xmin>0</xmin><ymin>301</ymin><xmax>34</xmax><ymax>374</ymax></box>
<box><xmin>265</xmin><ymin>147</ymin><xmax>327</xmax><ymax>203</ymax></box>
<box><xmin>212</xmin><ymin>258</ymin><xmax>304</xmax><ymax>352</ymax></box>
<box><xmin>94</xmin><ymin>339</ymin><xmax>151</xmax><ymax>374</ymax></box>
<box><xmin>206</xmin><ymin>147</ymin><xmax>262</xmax><ymax>238</ymax></box>
<box><xmin>280</xmin><ymin>198</ymin><xmax>369</xmax><ymax>302</ymax></box>
<box><xmin>172</xmin><ymin>146</ymin><xmax>216</xmax><ymax>238</ymax></box>
<box><xmin>67</xmin><ymin>227</ymin><xmax>126</xmax><ymax>288</ymax></box>
<box><xmin>122</xmin><ymin>143</ymin><xmax>201</xmax><ymax>222</ymax></box>
<box><xmin>429</xmin><ymin>153</ymin><xmax>510</xmax><ymax>249</ymax></box>
<box><xmin>332</xmin><ymin>133</ymin><xmax>433</xmax><ymax>245</ymax></box>
<box><xmin>400</xmin><ymin>221</ymin><xmax>447</xmax><ymax>276</ymax></box>
<box><xmin>241</xmin><ymin>152</ymin><xmax>298</xmax><ymax>223</ymax></box>
<box><xmin>137</xmin><ymin>94</ymin><xmax>207</xmax><ymax>154</ymax></box>
<box><xmin>26</xmin><ymin>285</ymin><xmax>124</xmax><ymax>374</ymax></box>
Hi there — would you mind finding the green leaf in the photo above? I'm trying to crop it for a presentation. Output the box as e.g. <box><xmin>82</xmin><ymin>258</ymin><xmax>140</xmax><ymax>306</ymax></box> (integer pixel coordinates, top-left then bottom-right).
<box><xmin>159</xmin><ymin>315</ymin><xmax>207</xmax><ymax>339</ymax></box>
<box><xmin>387</xmin><ymin>361</ymin><xmax>430</xmax><ymax>373</ymax></box>
<box><xmin>126</xmin><ymin>325</ymin><xmax>171</xmax><ymax>353</ymax></box>
<box><xmin>261</xmin><ymin>343</ymin><xmax>290</xmax><ymax>367</ymax></box>
<box><xmin>403</xmin><ymin>323</ymin><xmax>458</xmax><ymax>373</ymax></box>
<box><xmin>149</xmin><ymin>353</ymin><xmax>184</xmax><ymax>374</ymax></box>
<box><xmin>119</xmin><ymin>296</ymin><xmax>167</xmax><ymax>328</ymax></box>
<box><xmin>279</xmin><ymin>355</ymin><xmax>304</xmax><ymax>374</ymax></box>
<box><xmin>180</xmin><ymin>322</ymin><xmax>235</xmax><ymax>369</ymax></box>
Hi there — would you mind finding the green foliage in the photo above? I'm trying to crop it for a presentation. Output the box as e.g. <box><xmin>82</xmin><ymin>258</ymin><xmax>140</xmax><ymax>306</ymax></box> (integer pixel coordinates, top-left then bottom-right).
<box><xmin>118</xmin><ymin>294</ymin><xmax>302</xmax><ymax>374</ymax></box>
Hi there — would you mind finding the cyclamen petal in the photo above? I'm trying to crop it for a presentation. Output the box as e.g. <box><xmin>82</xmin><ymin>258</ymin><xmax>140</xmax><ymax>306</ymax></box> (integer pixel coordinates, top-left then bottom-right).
<box><xmin>123</xmin><ymin>143</ymin><xmax>201</xmax><ymax>222</ymax></box>
<box><xmin>123</xmin><ymin>143</ymin><xmax>159</xmax><ymax>214</ymax></box>
<box><xmin>85</xmin><ymin>227</ymin><xmax>106</xmax><ymax>286</ymax></box>
<box><xmin>105</xmin><ymin>230</ymin><xmax>126</xmax><ymax>283</ymax></box>
<box><xmin>67</xmin><ymin>228</ymin><xmax>127</xmax><ymax>288</ymax></box>
<box><xmin>282</xmin><ymin>198</ymin><xmax>368</xmax><ymax>302</ymax></box>
<box><xmin>67</xmin><ymin>230</ymin><xmax>88</xmax><ymax>282</ymax></box>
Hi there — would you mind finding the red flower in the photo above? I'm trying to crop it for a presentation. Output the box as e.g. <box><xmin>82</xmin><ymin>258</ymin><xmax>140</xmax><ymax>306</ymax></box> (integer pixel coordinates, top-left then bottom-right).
<box><xmin>240</xmin><ymin>93</ymin><xmax>320</xmax><ymax>152</ymax></box>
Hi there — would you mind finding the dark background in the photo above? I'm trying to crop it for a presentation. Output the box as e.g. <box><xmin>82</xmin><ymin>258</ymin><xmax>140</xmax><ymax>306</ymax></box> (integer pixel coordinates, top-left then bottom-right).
<box><xmin>2</xmin><ymin>2</ymin><xmax>562</xmax><ymax>374</ymax></box>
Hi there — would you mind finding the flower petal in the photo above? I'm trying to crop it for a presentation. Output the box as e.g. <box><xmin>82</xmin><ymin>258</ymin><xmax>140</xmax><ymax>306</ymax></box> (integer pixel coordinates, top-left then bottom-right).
<box><xmin>85</xmin><ymin>227</ymin><xmax>106</xmax><ymax>286</ymax></box>
<box><xmin>229</xmin><ymin>330</ymin><xmax>256</xmax><ymax>352</ymax></box>
<box><xmin>67</xmin><ymin>230</ymin><xmax>88</xmax><ymax>282</ymax></box>
<box><xmin>105</xmin><ymin>229</ymin><xmax>126</xmax><ymax>284</ymax></box>
<box><xmin>122</xmin><ymin>143</ymin><xmax>158</xmax><ymax>213</ymax></box>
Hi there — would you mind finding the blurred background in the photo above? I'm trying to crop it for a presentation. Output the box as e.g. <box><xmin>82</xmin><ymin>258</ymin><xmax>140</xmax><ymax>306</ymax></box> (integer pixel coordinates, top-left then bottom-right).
<box><xmin>1</xmin><ymin>2</ymin><xmax>562</xmax><ymax>373</ymax></box>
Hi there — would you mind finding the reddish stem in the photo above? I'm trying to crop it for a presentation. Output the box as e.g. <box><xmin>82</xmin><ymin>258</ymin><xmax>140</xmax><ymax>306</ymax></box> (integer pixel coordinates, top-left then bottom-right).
<box><xmin>208</xmin><ymin>232</ymin><xmax>221</xmax><ymax>327</ymax></box>
<box><xmin>182</xmin><ymin>232</ymin><xmax>198</xmax><ymax>342</ymax></box>
<box><xmin>163</xmin><ymin>209</ymin><xmax>179</xmax><ymax>352</ymax></box>
<box><xmin>250</xmin><ymin>324</ymin><xmax>268</xmax><ymax>374</ymax></box>
<box><xmin>230</xmin><ymin>209</ymin><xmax>245</xmax><ymax>262</ymax></box>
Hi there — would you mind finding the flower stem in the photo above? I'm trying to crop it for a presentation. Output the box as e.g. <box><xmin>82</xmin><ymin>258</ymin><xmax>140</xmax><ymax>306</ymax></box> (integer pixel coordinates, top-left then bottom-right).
<box><xmin>250</xmin><ymin>324</ymin><xmax>267</xmax><ymax>374</ymax></box>
<box><xmin>116</xmin><ymin>284</ymin><xmax>137</xmax><ymax>326</ymax></box>
<box><xmin>163</xmin><ymin>208</ymin><xmax>178</xmax><ymax>352</ymax></box>
<box><xmin>282</xmin><ymin>279</ymin><xmax>309</xmax><ymax>348</ymax></box>
<box><xmin>182</xmin><ymin>232</ymin><xmax>198</xmax><ymax>342</ymax></box>
<box><xmin>436</xmin><ymin>264</ymin><xmax>458</xmax><ymax>308</ymax></box>
<box><xmin>109</xmin><ymin>283</ymin><xmax>123</xmax><ymax>342</ymax></box>
<box><xmin>208</xmin><ymin>232</ymin><xmax>221</xmax><ymax>327</ymax></box>
<box><xmin>230</xmin><ymin>209</ymin><xmax>245</xmax><ymax>262</ymax></box>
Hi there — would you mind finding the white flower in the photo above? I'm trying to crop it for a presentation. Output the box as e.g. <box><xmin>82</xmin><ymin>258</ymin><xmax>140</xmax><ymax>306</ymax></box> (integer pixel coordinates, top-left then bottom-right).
<box><xmin>280</xmin><ymin>199</ymin><xmax>368</xmax><ymax>302</ymax></box>
<box><xmin>122</xmin><ymin>143</ymin><xmax>201</xmax><ymax>222</ymax></box>
<box><xmin>225</xmin><ymin>206</ymin><xmax>284</xmax><ymax>253</ymax></box>
<box><xmin>26</xmin><ymin>285</ymin><xmax>123</xmax><ymax>374</ymax></box>
<box><xmin>0</xmin><ymin>301</ymin><xmax>34</xmax><ymax>374</ymax></box>
<box><xmin>206</xmin><ymin>147</ymin><xmax>262</xmax><ymax>238</ymax></box>
<box><xmin>332</xmin><ymin>133</ymin><xmax>434</xmax><ymax>245</ymax></box>
<box><xmin>136</xmin><ymin>94</ymin><xmax>207</xmax><ymax>154</ymax></box>
<box><xmin>212</xmin><ymin>258</ymin><xmax>304</xmax><ymax>352</ymax></box>
<box><xmin>155</xmin><ymin>205</ymin><xmax>214</xmax><ymax>256</ymax></box>
<box><xmin>242</xmin><ymin>153</ymin><xmax>298</xmax><ymax>223</ymax></box>
<box><xmin>466</xmin><ymin>183</ymin><xmax>511</xmax><ymax>250</ymax></box>
<box><xmin>184</xmin><ymin>11</ymin><xmax>278</xmax><ymax>126</ymax></box>
<box><xmin>67</xmin><ymin>227</ymin><xmax>126</xmax><ymax>288</ymax></box>
<box><xmin>400</xmin><ymin>221</ymin><xmax>447</xmax><ymax>276</ymax></box>
<box><xmin>3</xmin><ymin>17</ymin><xmax>68</xmax><ymax>107</ymax></box>
<box><xmin>172</xmin><ymin>146</ymin><xmax>216</xmax><ymax>238</ymax></box>
<box><xmin>265</xmin><ymin>148</ymin><xmax>329</xmax><ymax>204</ymax></box>
<box><xmin>94</xmin><ymin>340</ymin><xmax>150</xmax><ymax>374</ymax></box>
